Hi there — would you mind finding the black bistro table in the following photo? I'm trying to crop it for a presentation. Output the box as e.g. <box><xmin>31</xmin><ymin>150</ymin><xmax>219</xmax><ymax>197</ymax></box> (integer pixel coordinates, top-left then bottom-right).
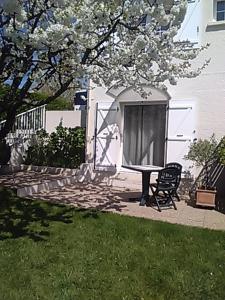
<box><xmin>122</xmin><ymin>165</ymin><xmax>162</xmax><ymax>206</ymax></box>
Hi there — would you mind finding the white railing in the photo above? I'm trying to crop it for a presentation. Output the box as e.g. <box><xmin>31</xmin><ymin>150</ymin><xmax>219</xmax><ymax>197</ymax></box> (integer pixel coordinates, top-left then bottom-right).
<box><xmin>0</xmin><ymin>105</ymin><xmax>46</xmax><ymax>144</ymax></box>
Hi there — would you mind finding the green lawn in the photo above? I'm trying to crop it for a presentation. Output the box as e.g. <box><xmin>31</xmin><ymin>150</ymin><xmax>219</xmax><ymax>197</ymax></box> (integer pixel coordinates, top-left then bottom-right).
<box><xmin>0</xmin><ymin>187</ymin><xmax>225</xmax><ymax>300</ymax></box>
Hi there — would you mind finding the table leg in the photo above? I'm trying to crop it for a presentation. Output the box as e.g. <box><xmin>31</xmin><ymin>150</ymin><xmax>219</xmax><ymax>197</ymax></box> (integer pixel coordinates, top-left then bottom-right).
<box><xmin>140</xmin><ymin>172</ymin><xmax>150</xmax><ymax>206</ymax></box>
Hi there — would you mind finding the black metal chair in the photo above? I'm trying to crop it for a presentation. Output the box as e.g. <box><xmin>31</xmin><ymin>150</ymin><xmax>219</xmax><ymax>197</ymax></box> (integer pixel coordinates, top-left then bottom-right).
<box><xmin>150</xmin><ymin>167</ymin><xmax>181</xmax><ymax>212</ymax></box>
<box><xmin>165</xmin><ymin>162</ymin><xmax>182</xmax><ymax>201</ymax></box>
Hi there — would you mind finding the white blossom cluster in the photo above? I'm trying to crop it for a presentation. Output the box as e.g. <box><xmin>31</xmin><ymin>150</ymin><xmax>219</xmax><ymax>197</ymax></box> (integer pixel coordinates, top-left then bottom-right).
<box><xmin>0</xmin><ymin>0</ymin><xmax>208</xmax><ymax>98</ymax></box>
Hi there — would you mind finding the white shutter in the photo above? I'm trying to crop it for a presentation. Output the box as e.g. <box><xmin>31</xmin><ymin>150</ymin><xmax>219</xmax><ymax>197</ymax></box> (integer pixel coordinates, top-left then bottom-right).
<box><xmin>167</xmin><ymin>101</ymin><xmax>196</xmax><ymax>171</ymax></box>
<box><xmin>94</xmin><ymin>102</ymin><xmax>120</xmax><ymax>170</ymax></box>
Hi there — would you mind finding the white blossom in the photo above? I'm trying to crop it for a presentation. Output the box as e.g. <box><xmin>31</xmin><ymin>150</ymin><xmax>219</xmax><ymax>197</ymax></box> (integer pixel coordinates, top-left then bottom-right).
<box><xmin>0</xmin><ymin>0</ymin><xmax>208</xmax><ymax>100</ymax></box>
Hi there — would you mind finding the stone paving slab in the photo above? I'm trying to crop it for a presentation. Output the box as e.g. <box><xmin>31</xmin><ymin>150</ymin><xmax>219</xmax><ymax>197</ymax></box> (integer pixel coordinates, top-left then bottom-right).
<box><xmin>29</xmin><ymin>182</ymin><xmax>225</xmax><ymax>231</ymax></box>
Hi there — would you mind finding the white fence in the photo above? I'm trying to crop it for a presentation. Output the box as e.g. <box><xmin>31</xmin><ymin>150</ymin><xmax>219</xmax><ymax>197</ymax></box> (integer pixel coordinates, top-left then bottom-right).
<box><xmin>0</xmin><ymin>105</ymin><xmax>46</xmax><ymax>144</ymax></box>
<box><xmin>0</xmin><ymin>105</ymin><xmax>46</xmax><ymax>164</ymax></box>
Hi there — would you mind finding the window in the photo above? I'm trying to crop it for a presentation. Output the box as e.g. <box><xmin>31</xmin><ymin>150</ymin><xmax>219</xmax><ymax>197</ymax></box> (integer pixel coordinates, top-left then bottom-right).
<box><xmin>216</xmin><ymin>1</ymin><xmax>225</xmax><ymax>21</ymax></box>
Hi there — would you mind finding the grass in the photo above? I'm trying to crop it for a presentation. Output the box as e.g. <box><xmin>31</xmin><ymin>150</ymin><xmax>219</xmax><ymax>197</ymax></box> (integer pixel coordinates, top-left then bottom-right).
<box><xmin>0</xmin><ymin>187</ymin><xmax>225</xmax><ymax>300</ymax></box>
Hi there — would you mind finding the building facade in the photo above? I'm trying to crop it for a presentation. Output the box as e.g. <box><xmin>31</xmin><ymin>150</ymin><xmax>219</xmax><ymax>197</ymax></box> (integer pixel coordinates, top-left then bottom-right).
<box><xmin>85</xmin><ymin>0</ymin><xmax>225</xmax><ymax>174</ymax></box>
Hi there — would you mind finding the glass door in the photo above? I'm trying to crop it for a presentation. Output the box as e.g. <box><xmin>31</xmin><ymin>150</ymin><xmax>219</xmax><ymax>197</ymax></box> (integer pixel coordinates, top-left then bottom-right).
<box><xmin>123</xmin><ymin>104</ymin><xmax>167</xmax><ymax>166</ymax></box>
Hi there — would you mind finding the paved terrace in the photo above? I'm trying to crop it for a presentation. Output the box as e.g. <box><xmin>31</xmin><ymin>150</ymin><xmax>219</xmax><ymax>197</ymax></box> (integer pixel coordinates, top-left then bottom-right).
<box><xmin>1</xmin><ymin>170</ymin><xmax>225</xmax><ymax>231</ymax></box>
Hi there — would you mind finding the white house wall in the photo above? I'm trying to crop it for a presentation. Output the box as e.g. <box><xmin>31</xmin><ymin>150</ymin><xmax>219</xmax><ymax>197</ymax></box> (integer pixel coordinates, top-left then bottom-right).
<box><xmin>168</xmin><ymin>0</ymin><xmax>225</xmax><ymax>140</ymax></box>
<box><xmin>86</xmin><ymin>0</ymin><xmax>225</xmax><ymax>171</ymax></box>
<box><xmin>45</xmin><ymin>111</ymin><xmax>83</xmax><ymax>134</ymax></box>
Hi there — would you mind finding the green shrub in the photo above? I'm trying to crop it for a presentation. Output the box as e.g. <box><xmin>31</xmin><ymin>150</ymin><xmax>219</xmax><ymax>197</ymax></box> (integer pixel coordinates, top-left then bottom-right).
<box><xmin>0</xmin><ymin>85</ymin><xmax>73</xmax><ymax>122</ymax></box>
<box><xmin>184</xmin><ymin>135</ymin><xmax>218</xmax><ymax>168</ymax></box>
<box><xmin>25</xmin><ymin>125</ymin><xmax>85</xmax><ymax>168</ymax></box>
<box><xmin>184</xmin><ymin>135</ymin><xmax>219</xmax><ymax>189</ymax></box>
<box><xmin>217</xmin><ymin>137</ymin><xmax>225</xmax><ymax>165</ymax></box>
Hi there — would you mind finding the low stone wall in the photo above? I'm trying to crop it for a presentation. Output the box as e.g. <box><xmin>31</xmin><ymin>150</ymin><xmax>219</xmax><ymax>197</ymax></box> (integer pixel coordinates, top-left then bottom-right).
<box><xmin>0</xmin><ymin>163</ymin><xmax>92</xmax><ymax>197</ymax></box>
<box><xmin>1</xmin><ymin>164</ymin><xmax>77</xmax><ymax>175</ymax></box>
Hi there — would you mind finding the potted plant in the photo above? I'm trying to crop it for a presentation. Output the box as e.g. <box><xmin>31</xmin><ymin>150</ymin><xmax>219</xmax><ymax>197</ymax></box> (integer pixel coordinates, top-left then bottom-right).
<box><xmin>184</xmin><ymin>135</ymin><xmax>218</xmax><ymax>207</ymax></box>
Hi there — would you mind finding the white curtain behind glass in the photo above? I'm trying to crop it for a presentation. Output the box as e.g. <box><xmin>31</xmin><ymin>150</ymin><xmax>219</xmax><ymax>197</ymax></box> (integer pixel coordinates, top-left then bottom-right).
<box><xmin>123</xmin><ymin>105</ymin><xmax>166</xmax><ymax>166</ymax></box>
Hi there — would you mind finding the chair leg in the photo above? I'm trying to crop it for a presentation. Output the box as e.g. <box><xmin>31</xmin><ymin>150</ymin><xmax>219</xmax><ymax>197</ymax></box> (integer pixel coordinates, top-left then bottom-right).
<box><xmin>149</xmin><ymin>184</ymin><xmax>155</xmax><ymax>195</ymax></box>
<box><xmin>151</xmin><ymin>190</ymin><xmax>162</xmax><ymax>212</ymax></box>
<box><xmin>163</xmin><ymin>192</ymin><xmax>177</xmax><ymax>210</ymax></box>
<box><xmin>151</xmin><ymin>190</ymin><xmax>177</xmax><ymax>212</ymax></box>
<box><xmin>169</xmin><ymin>194</ymin><xmax>177</xmax><ymax>210</ymax></box>
<box><xmin>175</xmin><ymin>192</ymin><xmax>180</xmax><ymax>202</ymax></box>
<box><xmin>155</xmin><ymin>197</ymin><xmax>162</xmax><ymax>212</ymax></box>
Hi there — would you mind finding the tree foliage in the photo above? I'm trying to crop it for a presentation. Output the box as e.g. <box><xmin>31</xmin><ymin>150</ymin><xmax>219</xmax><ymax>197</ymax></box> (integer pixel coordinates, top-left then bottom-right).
<box><xmin>29</xmin><ymin>92</ymin><xmax>73</xmax><ymax>111</ymax></box>
<box><xmin>0</xmin><ymin>0</ymin><xmax>208</xmax><ymax>140</ymax></box>
<box><xmin>0</xmin><ymin>85</ymin><xmax>73</xmax><ymax>121</ymax></box>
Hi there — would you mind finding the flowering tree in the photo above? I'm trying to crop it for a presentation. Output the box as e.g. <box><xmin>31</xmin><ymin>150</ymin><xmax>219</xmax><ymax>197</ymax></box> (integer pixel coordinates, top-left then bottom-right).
<box><xmin>0</xmin><ymin>0</ymin><xmax>208</xmax><ymax>140</ymax></box>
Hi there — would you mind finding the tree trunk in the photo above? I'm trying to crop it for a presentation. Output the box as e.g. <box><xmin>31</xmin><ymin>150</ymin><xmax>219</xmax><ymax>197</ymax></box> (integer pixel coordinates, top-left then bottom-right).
<box><xmin>0</xmin><ymin>111</ymin><xmax>17</xmax><ymax>141</ymax></box>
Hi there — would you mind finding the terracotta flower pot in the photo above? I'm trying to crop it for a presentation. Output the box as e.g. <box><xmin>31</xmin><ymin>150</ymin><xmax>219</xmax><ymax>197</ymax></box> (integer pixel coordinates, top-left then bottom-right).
<box><xmin>196</xmin><ymin>189</ymin><xmax>216</xmax><ymax>208</ymax></box>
